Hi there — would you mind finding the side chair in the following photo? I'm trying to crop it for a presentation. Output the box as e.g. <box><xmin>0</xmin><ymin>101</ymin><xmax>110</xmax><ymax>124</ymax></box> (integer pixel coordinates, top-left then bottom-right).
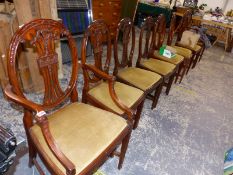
<box><xmin>174</xmin><ymin>10</ymin><xmax>204</xmax><ymax>73</ymax></box>
<box><xmin>4</xmin><ymin>19</ymin><xmax>133</xmax><ymax>175</ymax></box>
<box><xmin>149</xmin><ymin>14</ymin><xmax>185</xmax><ymax>84</ymax></box>
<box><xmin>136</xmin><ymin>16</ymin><xmax>177</xmax><ymax>95</ymax></box>
<box><xmin>166</xmin><ymin>13</ymin><xmax>193</xmax><ymax>83</ymax></box>
<box><xmin>81</xmin><ymin>20</ymin><xmax>145</xmax><ymax>129</ymax></box>
<box><xmin>113</xmin><ymin>17</ymin><xmax>163</xmax><ymax>109</ymax></box>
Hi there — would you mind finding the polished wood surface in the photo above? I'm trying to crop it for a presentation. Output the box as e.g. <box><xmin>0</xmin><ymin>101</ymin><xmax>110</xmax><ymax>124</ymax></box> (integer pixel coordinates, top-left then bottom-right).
<box><xmin>81</xmin><ymin>19</ymin><xmax>145</xmax><ymax>129</ymax></box>
<box><xmin>4</xmin><ymin>19</ymin><xmax>132</xmax><ymax>175</ymax></box>
<box><xmin>92</xmin><ymin>0</ymin><xmax>122</xmax><ymax>37</ymax></box>
<box><xmin>113</xmin><ymin>17</ymin><xmax>163</xmax><ymax>109</ymax></box>
<box><xmin>136</xmin><ymin>15</ymin><xmax>177</xmax><ymax>95</ymax></box>
<box><xmin>5</xmin><ymin>18</ymin><xmax>78</xmax><ymax>175</ymax></box>
<box><xmin>174</xmin><ymin>10</ymin><xmax>204</xmax><ymax>73</ymax></box>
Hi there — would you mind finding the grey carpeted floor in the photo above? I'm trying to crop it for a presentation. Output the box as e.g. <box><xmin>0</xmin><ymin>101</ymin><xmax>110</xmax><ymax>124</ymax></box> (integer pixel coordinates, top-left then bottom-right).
<box><xmin>1</xmin><ymin>42</ymin><xmax>233</xmax><ymax>175</ymax></box>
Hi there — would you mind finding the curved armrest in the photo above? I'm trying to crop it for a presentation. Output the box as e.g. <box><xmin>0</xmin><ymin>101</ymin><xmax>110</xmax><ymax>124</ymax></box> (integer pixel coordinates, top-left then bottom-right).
<box><xmin>4</xmin><ymin>84</ymin><xmax>44</xmax><ymax>116</ymax></box>
<box><xmin>83</xmin><ymin>64</ymin><xmax>134</xmax><ymax>122</ymax></box>
<box><xmin>4</xmin><ymin>84</ymin><xmax>76</xmax><ymax>174</ymax></box>
<box><xmin>83</xmin><ymin>64</ymin><xmax>115</xmax><ymax>81</ymax></box>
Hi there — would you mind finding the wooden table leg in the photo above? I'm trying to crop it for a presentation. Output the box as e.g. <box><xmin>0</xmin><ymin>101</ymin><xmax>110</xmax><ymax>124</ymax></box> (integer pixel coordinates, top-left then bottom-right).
<box><xmin>226</xmin><ymin>28</ymin><xmax>232</xmax><ymax>52</ymax></box>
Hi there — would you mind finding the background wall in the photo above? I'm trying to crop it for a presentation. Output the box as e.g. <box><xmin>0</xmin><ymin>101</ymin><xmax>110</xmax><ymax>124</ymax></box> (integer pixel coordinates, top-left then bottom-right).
<box><xmin>197</xmin><ymin>0</ymin><xmax>227</xmax><ymax>11</ymax></box>
<box><xmin>140</xmin><ymin>0</ymin><xmax>232</xmax><ymax>13</ymax></box>
<box><xmin>224</xmin><ymin>0</ymin><xmax>233</xmax><ymax>13</ymax></box>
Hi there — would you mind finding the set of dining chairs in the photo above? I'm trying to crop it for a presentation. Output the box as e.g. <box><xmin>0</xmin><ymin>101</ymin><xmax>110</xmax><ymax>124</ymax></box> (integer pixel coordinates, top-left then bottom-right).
<box><xmin>4</xmin><ymin>10</ymin><xmax>205</xmax><ymax>175</ymax></box>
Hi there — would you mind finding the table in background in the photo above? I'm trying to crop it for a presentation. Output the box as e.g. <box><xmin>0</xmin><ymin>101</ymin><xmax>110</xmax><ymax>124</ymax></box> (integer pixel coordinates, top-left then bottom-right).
<box><xmin>175</xmin><ymin>12</ymin><xmax>233</xmax><ymax>52</ymax></box>
<box><xmin>135</xmin><ymin>2</ymin><xmax>172</xmax><ymax>27</ymax></box>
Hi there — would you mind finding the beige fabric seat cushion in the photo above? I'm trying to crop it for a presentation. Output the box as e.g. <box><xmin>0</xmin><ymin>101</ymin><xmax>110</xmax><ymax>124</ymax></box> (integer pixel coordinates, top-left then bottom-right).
<box><xmin>88</xmin><ymin>82</ymin><xmax>144</xmax><ymax>114</ymax></box>
<box><xmin>30</xmin><ymin>103</ymin><xmax>128</xmax><ymax>175</ymax></box>
<box><xmin>140</xmin><ymin>58</ymin><xmax>176</xmax><ymax>76</ymax></box>
<box><xmin>117</xmin><ymin>67</ymin><xmax>162</xmax><ymax>91</ymax></box>
<box><xmin>172</xmin><ymin>46</ymin><xmax>192</xmax><ymax>59</ymax></box>
<box><xmin>176</xmin><ymin>42</ymin><xmax>202</xmax><ymax>52</ymax></box>
<box><xmin>153</xmin><ymin>51</ymin><xmax>184</xmax><ymax>65</ymax></box>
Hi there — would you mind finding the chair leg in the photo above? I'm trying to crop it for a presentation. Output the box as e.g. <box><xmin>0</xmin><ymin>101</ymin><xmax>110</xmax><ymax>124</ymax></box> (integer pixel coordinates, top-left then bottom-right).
<box><xmin>151</xmin><ymin>83</ymin><xmax>163</xmax><ymax>109</ymax></box>
<box><xmin>186</xmin><ymin>54</ymin><xmax>195</xmax><ymax>75</ymax></box>
<box><xmin>133</xmin><ymin>100</ymin><xmax>144</xmax><ymax>129</ymax></box>
<box><xmin>198</xmin><ymin>47</ymin><xmax>205</xmax><ymax>62</ymax></box>
<box><xmin>179</xmin><ymin>66</ymin><xmax>187</xmax><ymax>84</ymax></box>
<box><xmin>81</xmin><ymin>89</ymin><xmax>87</xmax><ymax>103</ymax></box>
<box><xmin>165</xmin><ymin>73</ymin><xmax>175</xmax><ymax>95</ymax></box>
<box><xmin>192</xmin><ymin>51</ymin><xmax>200</xmax><ymax>69</ymax></box>
<box><xmin>118</xmin><ymin>131</ymin><xmax>132</xmax><ymax>169</ymax></box>
<box><xmin>23</xmin><ymin>111</ymin><xmax>37</xmax><ymax>167</ymax></box>
<box><xmin>175</xmin><ymin>63</ymin><xmax>183</xmax><ymax>83</ymax></box>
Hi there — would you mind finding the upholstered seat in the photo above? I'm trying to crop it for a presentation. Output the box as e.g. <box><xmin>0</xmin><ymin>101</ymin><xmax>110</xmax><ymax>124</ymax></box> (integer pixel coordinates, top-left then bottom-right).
<box><xmin>172</xmin><ymin>46</ymin><xmax>192</xmax><ymax>59</ymax></box>
<box><xmin>176</xmin><ymin>42</ymin><xmax>202</xmax><ymax>52</ymax></box>
<box><xmin>88</xmin><ymin>82</ymin><xmax>144</xmax><ymax>115</ymax></box>
<box><xmin>140</xmin><ymin>58</ymin><xmax>176</xmax><ymax>76</ymax></box>
<box><xmin>153</xmin><ymin>51</ymin><xmax>184</xmax><ymax>65</ymax></box>
<box><xmin>30</xmin><ymin>103</ymin><xmax>128</xmax><ymax>175</ymax></box>
<box><xmin>117</xmin><ymin>67</ymin><xmax>162</xmax><ymax>91</ymax></box>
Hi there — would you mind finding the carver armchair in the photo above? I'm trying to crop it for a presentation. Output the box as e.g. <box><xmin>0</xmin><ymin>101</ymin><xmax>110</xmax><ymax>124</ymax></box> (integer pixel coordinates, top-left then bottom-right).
<box><xmin>136</xmin><ymin>16</ymin><xmax>177</xmax><ymax>95</ymax></box>
<box><xmin>4</xmin><ymin>19</ymin><xmax>133</xmax><ymax>175</ymax></box>
<box><xmin>81</xmin><ymin>20</ymin><xmax>145</xmax><ymax>129</ymax></box>
<box><xmin>113</xmin><ymin>18</ymin><xmax>163</xmax><ymax>109</ymax></box>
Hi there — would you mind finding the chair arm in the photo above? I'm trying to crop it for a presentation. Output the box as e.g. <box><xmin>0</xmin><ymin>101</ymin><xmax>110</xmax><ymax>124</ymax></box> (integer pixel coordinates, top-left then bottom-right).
<box><xmin>4</xmin><ymin>85</ymin><xmax>76</xmax><ymax>175</ymax></box>
<box><xmin>83</xmin><ymin>64</ymin><xmax>115</xmax><ymax>81</ymax></box>
<box><xmin>83</xmin><ymin>64</ymin><xmax>134</xmax><ymax>122</ymax></box>
<box><xmin>4</xmin><ymin>84</ymin><xmax>44</xmax><ymax>116</ymax></box>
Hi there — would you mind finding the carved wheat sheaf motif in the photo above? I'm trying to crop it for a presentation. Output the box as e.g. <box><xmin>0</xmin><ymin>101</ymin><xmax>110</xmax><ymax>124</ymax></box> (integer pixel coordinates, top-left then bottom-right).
<box><xmin>30</xmin><ymin>29</ymin><xmax>64</xmax><ymax>105</ymax></box>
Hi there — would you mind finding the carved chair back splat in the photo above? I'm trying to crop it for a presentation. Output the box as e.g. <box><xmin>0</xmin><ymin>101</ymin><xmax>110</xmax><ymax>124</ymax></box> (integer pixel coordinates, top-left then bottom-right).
<box><xmin>113</xmin><ymin>18</ymin><xmax>135</xmax><ymax>75</ymax></box>
<box><xmin>7</xmin><ymin>19</ymin><xmax>79</xmax><ymax>109</ymax></box>
<box><xmin>152</xmin><ymin>14</ymin><xmax>166</xmax><ymax>51</ymax></box>
<box><xmin>176</xmin><ymin>10</ymin><xmax>193</xmax><ymax>42</ymax></box>
<box><xmin>5</xmin><ymin>19</ymin><xmax>79</xmax><ymax>175</ymax></box>
<box><xmin>81</xmin><ymin>20</ymin><xmax>112</xmax><ymax>93</ymax></box>
<box><xmin>136</xmin><ymin>16</ymin><xmax>155</xmax><ymax>66</ymax></box>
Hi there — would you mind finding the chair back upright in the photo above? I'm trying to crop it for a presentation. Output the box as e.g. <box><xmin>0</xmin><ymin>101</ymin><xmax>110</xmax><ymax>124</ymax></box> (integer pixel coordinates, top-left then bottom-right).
<box><xmin>81</xmin><ymin>20</ymin><xmax>112</xmax><ymax>92</ymax></box>
<box><xmin>7</xmin><ymin>19</ymin><xmax>79</xmax><ymax>110</ymax></box>
<box><xmin>152</xmin><ymin>14</ymin><xmax>166</xmax><ymax>51</ymax></box>
<box><xmin>113</xmin><ymin>18</ymin><xmax>135</xmax><ymax>75</ymax></box>
<box><xmin>136</xmin><ymin>16</ymin><xmax>155</xmax><ymax>66</ymax></box>
<box><xmin>167</xmin><ymin>13</ymin><xmax>178</xmax><ymax>46</ymax></box>
<box><xmin>176</xmin><ymin>10</ymin><xmax>193</xmax><ymax>42</ymax></box>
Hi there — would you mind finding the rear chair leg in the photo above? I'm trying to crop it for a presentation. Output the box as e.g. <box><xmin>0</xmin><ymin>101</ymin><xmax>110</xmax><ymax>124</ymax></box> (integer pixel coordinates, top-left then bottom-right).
<box><xmin>186</xmin><ymin>54</ymin><xmax>195</xmax><ymax>75</ymax></box>
<box><xmin>133</xmin><ymin>100</ymin><xmax>144</xmax><ymax>129</ymax></box>
<box><xmin>175</xmin><ymin>63</ymin><xmax>183</xmax><ymax>83</ymax></box>
<box><xmin>118</xmin><ymin>131</ymin><xmax>132</xmax><ymax>169</ymax></box>
<box><xmin>151</xmin><ymin>83</ymin><xmax>163</xmax><ymax>109</ymax></box>
<box><xmin>165</xmin><ymin>73</ymin><xmax>175</xmax><ymax>95</ymax></box>
<box><xmin>192</xmin><ymin>52</ymin><xmax>200</xmax><ymax>69</ymax></box>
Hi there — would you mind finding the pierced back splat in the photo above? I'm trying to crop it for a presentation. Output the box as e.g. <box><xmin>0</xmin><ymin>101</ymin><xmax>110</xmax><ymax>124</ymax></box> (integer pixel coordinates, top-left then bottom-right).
<box><xmin>153</xmin><ymin>14</ymin><xmax>166</xmax><ymax>50</ymax></box>
<box><xmin>177</xmin><ymin>10</ymin><xmax>192</xmax><ymax>41</ymax></box>
<box><xmin>81</xmin><ymin>20</ymin><xmax>112</xmax><ymax>88</ymax></box>
<box><xmin>8</xmin><ymin>19</ymin><xmax>78</xmax><ymax>110</ymax></box>
<box><xmin>113</xmin><ymin>18</ymin><xmax>135</xmax><ymax>75</ymax></box>
<box><xmin>136</xmin><ymin>16</ymin><xmax>155</xmax><ymax>65</ymax></box>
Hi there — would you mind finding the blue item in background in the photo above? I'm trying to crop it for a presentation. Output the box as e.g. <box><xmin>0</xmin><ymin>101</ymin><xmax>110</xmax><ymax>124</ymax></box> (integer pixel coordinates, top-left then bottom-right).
<box><xmin>58</xmin><ymin>10</ymin><xmax>91</xmax><ymax>35</ymax></box>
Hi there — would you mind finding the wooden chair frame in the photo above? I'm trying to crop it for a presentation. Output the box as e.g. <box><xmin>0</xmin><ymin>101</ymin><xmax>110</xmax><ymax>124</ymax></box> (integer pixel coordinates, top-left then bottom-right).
<box><xmin>174</xmin><ymin>10</ymin><xmax>204</xmax><ymax>74</ymax></box>
<box><xmin>81</xmin><ymin>20</ymin><xmax>145</xmax><ymax>129</ymax></box>
<box><xmin>136</xmin><ymin>16</ymin><xmax>177</xmax><ymax>95</ymax></box>
<box><xmin>4</xmin><ymin>19</ymin><xmax>132</xmax><ymax>175</ymax></box>
<box><xmin>113</xmin><ymin>17</ymin><xmax>163</xmax><ymax>109</ymax></box>
<box><xmin>167</xmin><ymin>13</ymin><xmax>191</xmax><ymax>83</ymax></box>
